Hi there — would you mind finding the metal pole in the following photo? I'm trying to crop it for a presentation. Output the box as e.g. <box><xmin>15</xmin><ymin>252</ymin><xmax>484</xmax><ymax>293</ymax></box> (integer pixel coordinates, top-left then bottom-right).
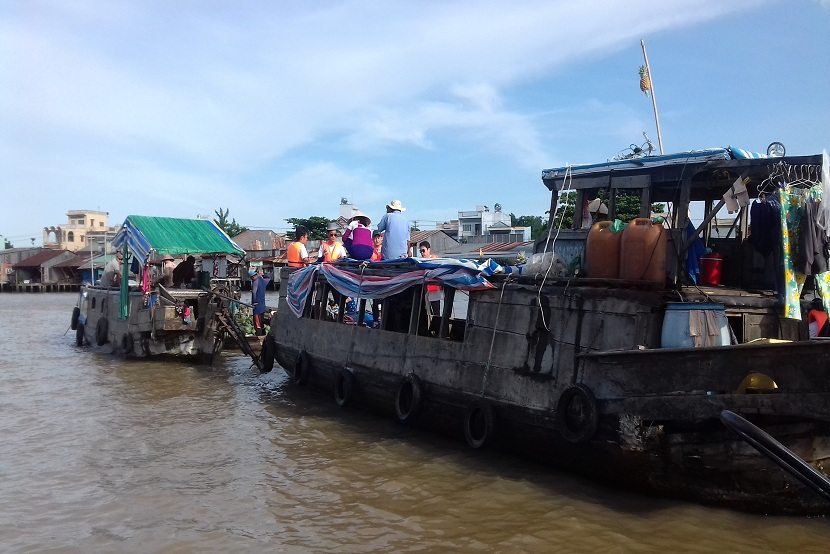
<box><xmin>641</xmin><ymin>39</ymin><xmax>664</xmax><ymax>155</ymax></box>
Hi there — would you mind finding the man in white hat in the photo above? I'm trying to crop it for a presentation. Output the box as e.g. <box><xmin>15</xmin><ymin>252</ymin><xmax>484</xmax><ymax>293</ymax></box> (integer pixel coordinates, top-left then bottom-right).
<box><xmin>377</xmin><ymin>199</ymin><xmax>409</xmax><ymax>259</ymax></box>
<box><xmin>318</xmin><ymin>221</ymin><xmax>347</xmax><ymax>263</ymax></box>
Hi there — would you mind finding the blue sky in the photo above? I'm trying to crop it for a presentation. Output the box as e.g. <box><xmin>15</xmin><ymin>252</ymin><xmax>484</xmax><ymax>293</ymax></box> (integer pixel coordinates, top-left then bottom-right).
<box><xmin>2</xmin><ymin>0</ymin><xmax>828</xmax><ymax>245</ymax></box>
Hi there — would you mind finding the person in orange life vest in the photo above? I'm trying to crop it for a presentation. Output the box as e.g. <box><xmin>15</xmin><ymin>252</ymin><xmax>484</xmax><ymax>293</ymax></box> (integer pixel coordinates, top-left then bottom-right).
<box><xmin>318</xmin><ymin>222</ymin><xmax>347</xmax><ymax>263</ymax></box>
<box><xmin>370</xmin><ymin>230</ymin><xmax>383</xmax><ymax>261</ymax></box>
<box><xmin>287</xmin><ymin>225</ymin><xmax>310</xmax><ymax>268</ymax></box>
<box><xmin>342</xmin><ymin>212</ymin><xmax>374</xmax><ymax>260</ymax></box>
<box><xmin>419</xmin><ymin>241</ymin><xmax>442</xmax><ymax>316</ymax></box>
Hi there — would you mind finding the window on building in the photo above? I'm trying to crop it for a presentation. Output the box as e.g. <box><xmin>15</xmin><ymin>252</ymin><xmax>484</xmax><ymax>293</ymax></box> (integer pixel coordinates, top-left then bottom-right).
<box><xmin>90</xmin><ymin>219</ymin><xmax>95</xmax><ymax>227</ymax></box>
<box><xmin>99</xmin><ymin>222</ymin><xmax>104</xmax><ymax>227</ymax></box>
<box><xmin>67</xmin><ymin>231</ymin><xmax>75</xmax><ymax>242</ymax></box>
<box><xmin>463</xmin><ymin>224</ymin><xmax>472</xmax><ymax>232</ymax></box>
<box><xmin>79</xmin><ymin>235</ymin><xmax>85</xmax><ymax>243</ymax></box>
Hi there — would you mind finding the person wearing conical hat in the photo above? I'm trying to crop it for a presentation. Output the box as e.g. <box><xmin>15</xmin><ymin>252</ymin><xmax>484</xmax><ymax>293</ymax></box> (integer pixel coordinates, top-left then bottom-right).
<box><xmin>376</xmin><ymin>199</ymin><xmax>408</xmax><ymax>260</ymax></box>
<box><xmin>342</xmin><ymin>211</ymin><xmax>374</xmax><ymax>261</ymax></box>
<box><xmin>318</xmin><ymin>221</ymin><xmax>347</xmax><ymax>263</ymax></box>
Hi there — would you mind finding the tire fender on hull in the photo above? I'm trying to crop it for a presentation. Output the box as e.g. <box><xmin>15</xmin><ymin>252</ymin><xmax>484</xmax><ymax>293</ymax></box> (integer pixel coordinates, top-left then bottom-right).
<box><xmin>334</xmin><ymin>367</ymin><xmax>355</xmax><ymax>407</ymax></box>
<box><xmin>70</xmin><ymin>307</ymin><xmax>80</xmax><ymax>330</ymax></box>
<box><xmin>121</xmin><ymin>333</ymin><xmax>134</xmax><ymax>356</ymax></box>
<box><xmin>260</xmin><ymin>335</ymin><xmax>275</xmax><ymax>373</ymax></box>
<box><xmin>75</xmin><ymin>322</ymin><xmax>85</xmax><ymax>347</ymax></box>
<box><xmin>293</xmin><ymin>350</ymin><xmax>310</xmax><ymax>385</ymax></box>
<box><xmin>556</xmin><ymin>384</ymin><xmax>599</xmax><ymax>444</ymax></box>
<box><xmin>395</xmin><ymin>373</ymin><xmax>423</xmax><ymax>424</ymax></box>
<box><xmin>96</xmin><ymin>317</ymin><xmax>109</xmax><ymax>346</ymax></box>
<box><xmin>464</xmin><ymin>399</ymin><xmax>495</xmax><ymax>449</ymax></box>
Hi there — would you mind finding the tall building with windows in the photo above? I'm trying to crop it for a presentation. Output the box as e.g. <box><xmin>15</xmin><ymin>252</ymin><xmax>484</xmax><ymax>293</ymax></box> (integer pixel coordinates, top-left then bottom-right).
<box><xmin>43</xmin><ymin>210</ymin><xmax>117</xmax><ymax>253</ymax></box>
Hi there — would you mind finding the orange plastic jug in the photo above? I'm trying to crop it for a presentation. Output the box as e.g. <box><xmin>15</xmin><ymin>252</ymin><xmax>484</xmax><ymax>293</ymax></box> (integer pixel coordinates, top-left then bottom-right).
<box><xmin>619</xmin><ymin>218</ymin><xmax>666</xmax><ymax>286</ymax></box>
<box><xmin>586</xmin><ymin>221</ymin><xmax>621</xmax><ymax>278</ymax></box>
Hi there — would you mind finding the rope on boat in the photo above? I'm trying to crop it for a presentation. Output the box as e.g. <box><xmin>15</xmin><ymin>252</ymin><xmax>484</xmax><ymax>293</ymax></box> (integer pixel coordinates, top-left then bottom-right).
<box><xmin>480</xmin><ymin>274</ymin><xmax>512</xmax><ymax>398</ymax></box>
<box><xmin>537</xmin><ymin>164</ymin><xmax>572</xmax><ymax>332</ymax></box>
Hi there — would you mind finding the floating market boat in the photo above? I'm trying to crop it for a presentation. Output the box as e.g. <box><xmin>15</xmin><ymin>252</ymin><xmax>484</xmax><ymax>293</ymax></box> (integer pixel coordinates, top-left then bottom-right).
<box><xmin>70</xmin><ymin>215</ymin><xmax>252</xmax><ymax>362</ymax></box>
<box><xmin>265</xmin><ymin>146</ymin><xmax>830</xmax><ymax>514</ymax></box>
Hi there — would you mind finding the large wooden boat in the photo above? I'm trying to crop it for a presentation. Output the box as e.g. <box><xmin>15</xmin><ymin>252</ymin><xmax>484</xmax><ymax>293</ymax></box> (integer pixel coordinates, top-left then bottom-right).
<box><xmin>71</xmin><ymin>215</ymin><xmax>247</xmax><ymax>361</ymax></box>
<box><xmin>266</xmin><ymin>147</ymin><xmax>830</xmax><ymax>514</ymax></box>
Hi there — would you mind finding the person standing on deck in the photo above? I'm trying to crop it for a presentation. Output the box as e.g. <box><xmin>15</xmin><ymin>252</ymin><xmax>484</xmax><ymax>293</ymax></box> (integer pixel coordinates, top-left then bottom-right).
<box><xmin>370</xmin><ymin>230</ymin><xmax>383</xmax><ymax>261</ymax></box>
<box><xmin>287</xmin><ymin>225</ymin><xmax>310</xmax><ymax>267</ymax></box>
<box><xmin>342</xmin><ymin>212</ymin><xmax>373</xmax><ymax>261</ymax></box>
<box><xmin>377</xmin><ymin>199</ymin><xmax>408</xmax><ymax>260</ymax></box>
<box><xmin>250</xmin><ymin>267</ymin><xmax>271</xmax><ymax>336</ymax></box>
<box><xmin>318</xmin><ymin>222</ymin><xmax>347</xmax><ymax>263</ymax></box>
<box><xmin>419</xmin><ymin>241</ymin><xmax>442</xmax><ymax>317</ymax></box>
<box><xmin>102</xmin><ymin>251</ymin><xmax>123</xmax><ymax>287</ymax></box>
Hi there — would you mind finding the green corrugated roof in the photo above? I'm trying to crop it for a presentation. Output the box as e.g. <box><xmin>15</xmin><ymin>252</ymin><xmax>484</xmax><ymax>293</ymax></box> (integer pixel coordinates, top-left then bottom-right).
<box><xmin>123</xmin><ymin>215</ymin><xmax>245</xmax><ymax>258</ymax></box>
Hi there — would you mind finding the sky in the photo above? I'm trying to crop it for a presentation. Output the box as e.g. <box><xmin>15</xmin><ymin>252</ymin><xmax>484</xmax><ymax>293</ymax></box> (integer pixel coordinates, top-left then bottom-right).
<box><xmin>2</xmin><ymin>0</ymin><xmax>829</xmax><ymax>246</ymax></box>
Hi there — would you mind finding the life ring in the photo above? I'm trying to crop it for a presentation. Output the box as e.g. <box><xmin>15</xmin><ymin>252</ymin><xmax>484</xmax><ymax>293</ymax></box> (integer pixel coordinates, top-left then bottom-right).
<box><xmin>95</xmin><ymin>317</ymin><xmax>109</xmax><ymax>346</ymax></box>
<box><xmin>334</xmin><ymin>368</ymin><xmax>355</xmax><ymax>407</ymax></box>
<box><xmin>464</xmin><ymin>399</ymin><xmax>495</xmax><ymax>449</ymax></box>
<box><xmin>121</xmin><ymin>333</ymin><xmax>134</xmax><ymax>355</ymax></box>
<box><xmin>292</xmin><ymin>350</ymin><xmax>310</xmax><ymax>385</ymax></box>
<box><xmin>260</xmin><ymin>335</ymin><xmax>275</xmax><ymax>373</ymax></box>
<box><xmin>556</xmin><ymin>384</ymin><xmax>599</xmax><ymax>444</ymax></box>
<box><xmin>70</xmin><ymin>306</ymin><xmax>80</xmax><ymax>330</ymax></box>
<box><xmin>75</xmin><ymin>322</ymin><xmax>85</xmax><ymax>347</ymax></box>
<box><xmin>395</xmin><ymin>373</ymin><xmax>423</xmax><ymax>424</ymax></box>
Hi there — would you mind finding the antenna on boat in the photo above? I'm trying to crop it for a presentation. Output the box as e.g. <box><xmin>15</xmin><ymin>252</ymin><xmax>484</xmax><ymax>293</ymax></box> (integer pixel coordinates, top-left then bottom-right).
<box><xmin>640</xmin><ymin>39</ymin><xmax>664</xmax><ymax>155</ymax></box>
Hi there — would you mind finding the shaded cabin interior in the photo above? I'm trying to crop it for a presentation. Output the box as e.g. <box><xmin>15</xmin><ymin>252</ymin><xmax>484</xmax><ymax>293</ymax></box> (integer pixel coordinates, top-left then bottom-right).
<box><xmin>536</xmin><ymin>152</ymin><xmax>826</xmax><ymax>343</ymax></box>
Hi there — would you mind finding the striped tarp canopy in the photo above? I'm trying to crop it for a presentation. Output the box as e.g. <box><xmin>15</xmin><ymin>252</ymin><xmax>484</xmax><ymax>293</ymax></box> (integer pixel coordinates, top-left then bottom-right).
<box><xmin>112</xmin><ymin>215</ymin><xmax>245</xmax><ymax>265</ymax></box>
<box><xmin>286</xmin><ymin>257</ymin><xmax>501</xmax><ymax>318</ymax></box>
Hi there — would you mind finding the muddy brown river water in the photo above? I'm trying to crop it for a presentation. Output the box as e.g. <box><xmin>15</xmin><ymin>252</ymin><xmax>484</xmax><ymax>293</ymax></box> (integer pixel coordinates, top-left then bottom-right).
<box><xmin>1</xmin><ymin>292</ymin><xmax>829</xmax><ymax>552</ymax></box>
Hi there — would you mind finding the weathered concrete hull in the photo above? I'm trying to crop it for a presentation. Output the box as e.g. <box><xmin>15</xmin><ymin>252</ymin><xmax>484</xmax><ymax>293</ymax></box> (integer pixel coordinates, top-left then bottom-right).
<box><xmin>78</xmin><ymin>287</ymin><xmax>217</xmax><ymax>359</ymax></box>
<box><xmin>270</xmin><ymin>282</ymin><xmax>830</xmax><ymax>515</ymax></box>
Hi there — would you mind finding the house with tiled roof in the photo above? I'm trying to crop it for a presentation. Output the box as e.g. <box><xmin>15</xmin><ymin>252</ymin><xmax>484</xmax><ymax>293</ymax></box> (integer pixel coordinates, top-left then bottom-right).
<box><xmin>11</xmin><ymin>249</ymin><xmax>74</xmax><ymax>284</ymax></box>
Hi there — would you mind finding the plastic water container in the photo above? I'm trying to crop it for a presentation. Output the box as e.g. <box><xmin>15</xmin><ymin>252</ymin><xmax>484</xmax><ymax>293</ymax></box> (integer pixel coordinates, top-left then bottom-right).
<box><xmin>585</xmin><ymin>221</ymin><xmax>621</xmax><ymax>278</ymax></box>
<box><xmin>620</xmin><ymin>218</ymin><xmax>667</xmax><ymax>286</ymax></box>
<box><xmin>661</xmin><ymin>303</ymin><xmax>731</xmax><ymax>348</ymax></box>
<box><xmin>700</xmin><ymin>253</ymin><xmax>723</xmax><ymax>286</ymax></box>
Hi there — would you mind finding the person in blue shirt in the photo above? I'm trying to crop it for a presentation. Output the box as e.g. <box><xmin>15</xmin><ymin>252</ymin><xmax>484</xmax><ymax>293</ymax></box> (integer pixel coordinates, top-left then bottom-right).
<box><xmin>376</xmin><ymin>199</ymin><xmax>409</xmax><ymax>260</ymax></box>
<box><xmin>250</xmin><ymin>267</ymin><xmax>271</xmax><ymax>336</ymax></box>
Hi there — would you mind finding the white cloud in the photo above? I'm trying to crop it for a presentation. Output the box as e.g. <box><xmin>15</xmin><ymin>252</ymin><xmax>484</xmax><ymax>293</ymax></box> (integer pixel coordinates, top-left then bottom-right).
<box><xmin>0</xmin><ymin>0</ymin><xmax>769</xmax><ymax>237</ymax></box>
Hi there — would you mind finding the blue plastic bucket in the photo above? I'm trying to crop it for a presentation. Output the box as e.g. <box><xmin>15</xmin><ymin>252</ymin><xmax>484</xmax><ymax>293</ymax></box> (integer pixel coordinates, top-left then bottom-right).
<box><xmin>661</xmin><ymin>302</ymin><xmax>731</xmax><ymax>348</ymax></box>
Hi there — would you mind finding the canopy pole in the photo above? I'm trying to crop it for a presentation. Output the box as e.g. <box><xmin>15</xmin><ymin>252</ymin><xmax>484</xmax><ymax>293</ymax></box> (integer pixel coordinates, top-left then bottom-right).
<box><xmin>641</xmin><ymin>39</ymin><xmax>664</xmax><ymax>155</ymax></box>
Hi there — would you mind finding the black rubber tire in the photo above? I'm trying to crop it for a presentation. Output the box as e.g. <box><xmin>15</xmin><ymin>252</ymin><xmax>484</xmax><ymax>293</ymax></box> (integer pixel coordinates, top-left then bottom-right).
<box><xmin>395</xmin><ymin>373</ymin><xmax>423</xmax><ymax>424</ymax></box>
<box><xmin>260</xmin><ymin>335</ymin><xmax>275</xmax><ymax>373</ymax></box>
<box><xmin>464</xmin><ymin>400</ymin><xmax>495</xmax><ymax>449</ymax></box>
<box><xmin>95</xmin><ymin>317</ymin><xmax>109</xmax><ymax>346</ymax></box>
<box><xmin>141</xmin><ymin>334</ymin><xmax>151</xmax><ymax>357</ymax></box>
<box><xmin>121</xmin><ymin>333</ymin><xmax>134</xmax><ymax>356</ymax></box>
<box><xmin>292</xmin><ymin>351</ymin><xmax>310</xmax><ymax>385</ymax></box>
<box><xmin>70</xmin><ymin>307</ymin><xmax>80</xmax><ymax>330</ymax></box>
<box><xmin>556</xmin><ymin>384</ymin><xmax>599</xmax><ymax>444</ymax></box>
<box><xmin>334</xmin><ymin>368</ymin><xmax>355</xmax><ymax>407</ymax></box>
<box><xmin>75</xmin><ymin>322</ymin><xmax>85</xmax><ymax>346</ymax></box>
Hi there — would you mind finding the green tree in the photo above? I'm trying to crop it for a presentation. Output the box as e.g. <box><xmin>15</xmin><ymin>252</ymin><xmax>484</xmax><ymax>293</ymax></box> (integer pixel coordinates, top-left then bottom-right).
<box><xmin>509</xmin><ymin>214</ymin><xmax>546</xmax><ymax>240</ymax></box>
<box><xmin>214</xmin><ymin>208</ymin><xmax>249</xmax><ymax>237</ymax></box>
<box><xmin>286</xmin><ymin>216</ymin><xmax>330</xmax><ymax>240</ymax></box>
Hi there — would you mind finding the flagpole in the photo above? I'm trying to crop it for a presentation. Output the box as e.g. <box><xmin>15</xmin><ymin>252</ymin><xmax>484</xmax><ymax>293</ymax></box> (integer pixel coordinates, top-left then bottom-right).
<box><xmin>641</xmin><ymin>39</ymin><xmax>664</xmax><ymax>155</ymax></box>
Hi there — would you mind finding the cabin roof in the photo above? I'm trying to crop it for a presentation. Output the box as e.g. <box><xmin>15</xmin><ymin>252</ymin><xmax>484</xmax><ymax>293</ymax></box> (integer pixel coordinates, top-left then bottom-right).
<box><xmin>540</xmin><ymin>148</ymin><xmax>824</xmax><ymax>197</ymax></box>
<box><xmin>112</xmin><ymin>215</ymin><xmax>246</xmax><ymax>265</ymax></box>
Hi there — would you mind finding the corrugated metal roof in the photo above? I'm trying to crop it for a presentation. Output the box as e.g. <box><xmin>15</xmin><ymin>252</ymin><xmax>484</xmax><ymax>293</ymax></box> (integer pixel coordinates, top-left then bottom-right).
<box><xmin>13</xmin><ymin>249</ymin><xmax>69</xmax><ymax>268</ymax></box>
<box><xmin>233</xmin><ymin>229</ymin><xmax>286</xmax><ymax>251</ymax></box>
<box><xmin>112</xmin><ymin>215</ymin><xmax>245</xmax><ymax>264</ymax></box>
<box><xmin>53</xmin><ymin>252</ymin><xmax>114</xmax><ymax>268</ymax></box>
<box><xmin>409</xmin><ymin>229</ymin><xmax>458</xmax><ymax>244</ymax></box>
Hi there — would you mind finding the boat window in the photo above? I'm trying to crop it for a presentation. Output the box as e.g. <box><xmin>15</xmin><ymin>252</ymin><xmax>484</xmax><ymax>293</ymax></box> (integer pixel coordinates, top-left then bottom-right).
<box><xmin>91</xmin><ymin>296</ymin><xmax>96</xmax><ymax>310</ymax></box>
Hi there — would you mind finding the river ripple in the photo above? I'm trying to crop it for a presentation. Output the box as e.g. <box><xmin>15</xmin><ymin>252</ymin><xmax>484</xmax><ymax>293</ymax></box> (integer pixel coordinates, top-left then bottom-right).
<box><xmin>0</xmin><ymin>292</ymin><xmax>828</xmax><ymax>552</ymax></box>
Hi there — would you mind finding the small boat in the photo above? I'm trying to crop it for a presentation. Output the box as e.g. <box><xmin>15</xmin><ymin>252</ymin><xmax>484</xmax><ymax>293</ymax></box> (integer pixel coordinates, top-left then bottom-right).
<box><xmin>71</xmin><ymin>215</ymin><xmax>249</xmax><ymax>362</ymax></box>
<box><xmin>265</xmin><ymin>146</ymin><xmax>830</xmax><ymax>514</ymax></box>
